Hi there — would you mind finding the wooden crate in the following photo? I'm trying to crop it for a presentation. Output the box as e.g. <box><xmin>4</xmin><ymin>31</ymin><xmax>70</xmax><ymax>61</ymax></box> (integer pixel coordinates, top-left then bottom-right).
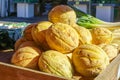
<box><xmin>0</xmin><ymin>49</ymin><xmax>120</xmax><ymax>80</ymax></box>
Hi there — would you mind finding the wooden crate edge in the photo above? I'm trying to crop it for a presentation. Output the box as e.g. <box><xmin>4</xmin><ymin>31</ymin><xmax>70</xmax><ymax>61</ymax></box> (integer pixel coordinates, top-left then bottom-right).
<box><xmin>95</xmin><ymin>54</ymin><xmax>120</xmax><ymax>80</ymax></box>
<box><xmin>0</xmin><ymin>62</ymin><xmax>69</xmax><ymax>80</ymax></box>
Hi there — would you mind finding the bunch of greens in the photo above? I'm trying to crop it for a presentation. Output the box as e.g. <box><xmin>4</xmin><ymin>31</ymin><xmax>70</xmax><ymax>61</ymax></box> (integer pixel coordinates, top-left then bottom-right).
<box><xmin>69</xmin><ymin>4</ymin><xmax>120</xmax><ymax>30</ymax></box>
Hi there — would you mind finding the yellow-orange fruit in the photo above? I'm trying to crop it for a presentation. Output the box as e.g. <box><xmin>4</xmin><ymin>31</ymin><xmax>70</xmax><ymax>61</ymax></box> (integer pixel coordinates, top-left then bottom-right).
<box><xmin>11</xmin><ymin>46</ymin><xmax>41</xmax><ymax>69</ymax></box>
<box><xmin>14</xmin><ymin>37</ymin><xmax>27</xmax><ymax>51</ymax></box>
<box><xmin>31</xmin><ymin>21</ymin><xmax>53</xmax><ymax>51</ymax></box>
<box><xmin>38</xmin><ymin>50</ymin><xmax>73</xmax><ymax>78</ymax></box>
<box><xmin>112</xmin><ymin>39</ymin><xmax>120</xmax><ymax>52</ymax></box>
<box><xmin>46</xmin><ymin>23</ymin><xmax>79</xmax><ymax>53</ymax></box>
<box><xmin>91</xmin><ymin>27</ymin><xmax>113</xmax><ymax>45</ymax></box>
<box><xmin>18</xmin><ymin>41</ymin><xmax>39</xmax><ymax>49</ymax></box>
<box><xmin>48</xmin><ymin>5</ymin><xmax>76</xmax><ymax>25</ymax></box>
<box><xmin>65</xmin><ymin>53</ymin><xmax>72</xmax><ymax>60</ymax></box>
<box><xmin>72</xmin><ymin>24</ymin><xmax>92</xmax><ymax>45</ymax></box>
<box><xmin>98</xmin><ymin>43</ymin><xmax>118</xmax><ymax>61</ymax></box>
<box><xmin>72</xmin><ymin>44</ymin><xmax>109</xmax><ymax>78</ymax></box>
<box><xmin>23</xmin><ymin>23</ymin><xmax>37</xmax><ymax>41</ymax></box>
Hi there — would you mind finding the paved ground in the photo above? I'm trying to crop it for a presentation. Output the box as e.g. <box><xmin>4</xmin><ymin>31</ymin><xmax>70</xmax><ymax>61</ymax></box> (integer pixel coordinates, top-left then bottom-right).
<box><xmin>0</xmin><ymin>15</ymin><xmax>48</xmax><ymax>23</ymax></box>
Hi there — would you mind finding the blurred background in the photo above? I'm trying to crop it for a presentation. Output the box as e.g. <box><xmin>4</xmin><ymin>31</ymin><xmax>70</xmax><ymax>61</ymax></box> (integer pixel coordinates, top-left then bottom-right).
<box><xmin>0</xmin><ymin>0</ymin><xmax>120</xmax><ymax>49</ymax></box>
<box><xmin>0</xmin><ymin>0</ymin><xmax>120</xmax><ymax>22</ymax></box>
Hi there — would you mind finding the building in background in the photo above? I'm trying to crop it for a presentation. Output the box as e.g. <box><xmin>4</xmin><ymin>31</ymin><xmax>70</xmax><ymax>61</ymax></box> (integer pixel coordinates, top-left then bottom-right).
<box><xmin>0</xmin><ymin>0</ymin><xmax>120</xmax><ymax>22</ymax></box>
<box><xmin>0</xmin><ymin>0</ymin><xmax>68</xmax><ymax>18</ymax></box>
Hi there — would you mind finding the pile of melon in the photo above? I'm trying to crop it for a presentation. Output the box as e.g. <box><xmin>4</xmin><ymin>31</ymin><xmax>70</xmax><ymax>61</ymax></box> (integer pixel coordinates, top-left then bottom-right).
<box><xmin>11</xmin><ymin>5</ymin><xmax>119</xmax><ymax>80</ymax></box>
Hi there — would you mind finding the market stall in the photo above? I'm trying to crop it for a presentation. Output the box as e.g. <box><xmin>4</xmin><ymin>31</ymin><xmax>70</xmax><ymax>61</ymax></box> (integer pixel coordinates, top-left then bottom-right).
<box><xmin>13</xmin><ymin>0</ymin><xmax>39</xmax><ymax>18</ymax></box>
<box><xmin>0</xmin><ymin>22</ymin><xmax>30</xmax><ymax>49</ymax></box>
<box><xmin>93</xmin><ymin>3</ymin><xmax>117</xmax><ymax>22</ymax></box>
<box><xmin>92</xmin><ymin>0</ymin><xmax>120</xmax><ymax>22</ymax></box>
<box><xmin>0</xmin><ymin>2</ymin><xmax>120</xmax><ymax>80</ymax></box>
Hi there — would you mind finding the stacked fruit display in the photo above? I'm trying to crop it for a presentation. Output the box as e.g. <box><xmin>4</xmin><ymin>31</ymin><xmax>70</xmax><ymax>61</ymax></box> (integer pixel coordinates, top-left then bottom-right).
<box><xmin>11</xmin><ymin>5</ymin><xmax>120</xmax><ymax>79</ymax></box>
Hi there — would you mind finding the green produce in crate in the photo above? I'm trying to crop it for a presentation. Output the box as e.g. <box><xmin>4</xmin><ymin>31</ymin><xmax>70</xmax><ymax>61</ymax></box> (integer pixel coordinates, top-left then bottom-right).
<box><xmin>68</xmin><ymin>4</ymin><xmax>120</xmax><ymax>30</ymax></box>
<box><xmin>0</xmin><ymin>30</ymin><xmax>15</xmax><ymax>49</ymax></box>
